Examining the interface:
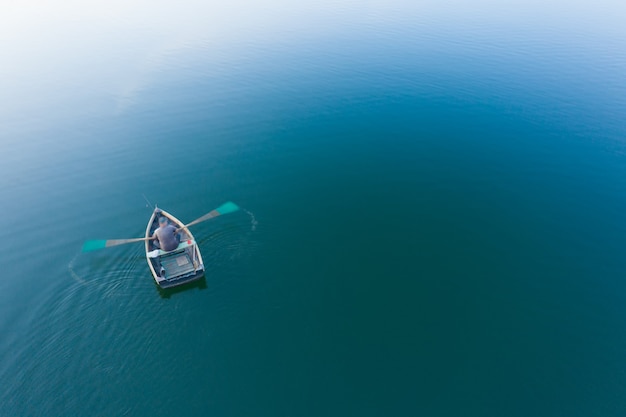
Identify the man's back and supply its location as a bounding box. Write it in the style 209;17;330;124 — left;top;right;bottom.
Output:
155;224;179;251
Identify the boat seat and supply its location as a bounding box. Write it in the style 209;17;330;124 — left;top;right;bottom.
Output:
147;240;195;258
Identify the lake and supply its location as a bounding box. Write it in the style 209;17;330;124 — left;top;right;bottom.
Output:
2;1;626;415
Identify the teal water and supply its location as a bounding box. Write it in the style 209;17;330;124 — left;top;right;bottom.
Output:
2;1;626;415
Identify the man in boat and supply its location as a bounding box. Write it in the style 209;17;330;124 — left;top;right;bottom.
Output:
151;216;180;251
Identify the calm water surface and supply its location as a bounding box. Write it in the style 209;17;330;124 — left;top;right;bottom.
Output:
2;1;626;415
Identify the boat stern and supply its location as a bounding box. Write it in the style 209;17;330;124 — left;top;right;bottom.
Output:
155;267;205;288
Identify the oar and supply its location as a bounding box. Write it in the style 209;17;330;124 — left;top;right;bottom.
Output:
180;201;240;229
82;202;240;252
82;237;152;252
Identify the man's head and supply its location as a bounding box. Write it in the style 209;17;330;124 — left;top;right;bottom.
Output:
158;217;168;227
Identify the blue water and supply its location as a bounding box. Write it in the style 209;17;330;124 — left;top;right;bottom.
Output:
2;1;626;415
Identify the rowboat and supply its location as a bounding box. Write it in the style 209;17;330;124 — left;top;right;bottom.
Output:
145;207;205;289
82;202;239;287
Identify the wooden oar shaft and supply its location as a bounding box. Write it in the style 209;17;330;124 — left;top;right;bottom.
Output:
105;237;152;247
183;210;220;229
82;236;152;252
182;202;240;229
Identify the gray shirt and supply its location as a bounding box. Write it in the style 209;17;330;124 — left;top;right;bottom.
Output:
154;224;179;251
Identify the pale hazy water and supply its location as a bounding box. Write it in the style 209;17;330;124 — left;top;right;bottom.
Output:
2;1;626;416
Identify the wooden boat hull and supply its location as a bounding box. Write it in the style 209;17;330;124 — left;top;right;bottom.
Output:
145;208;205;289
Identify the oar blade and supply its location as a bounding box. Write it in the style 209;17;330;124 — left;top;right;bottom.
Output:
216;201;239;215
82;237;148;252
82;240;108;252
